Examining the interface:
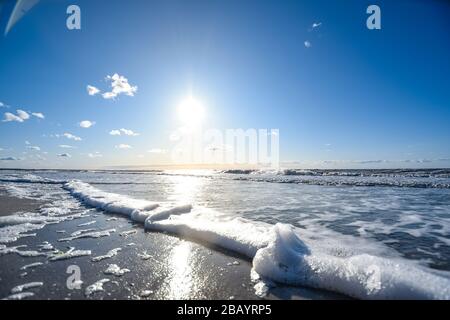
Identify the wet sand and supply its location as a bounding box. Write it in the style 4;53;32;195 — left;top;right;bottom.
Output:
0;190;44;217
0;195;346;300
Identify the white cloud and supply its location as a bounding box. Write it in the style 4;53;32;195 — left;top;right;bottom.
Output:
0;102;5;108
3;112;24;122
87;85;100;96
115;144;132;149
26;146;41;151
79;120;95;128
2;109;42;123
59;145;75;149
312;22;322;29
63;133;82;141
109;130;121;136
16;109;30;120
304;41;312;48
148;148;166;154
32;112;45;119
25;141;30;145
109;128;139;136
0;147;3;151
88;152;103;158
102;73;138;100
102;92;117;100
0;156;22;161
57;153;71;158
120;128;139;136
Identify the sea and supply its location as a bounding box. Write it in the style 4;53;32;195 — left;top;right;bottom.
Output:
1;168;449;299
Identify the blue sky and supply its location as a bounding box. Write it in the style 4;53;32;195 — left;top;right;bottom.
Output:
0;0;449;169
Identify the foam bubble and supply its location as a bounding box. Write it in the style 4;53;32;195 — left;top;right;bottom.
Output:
2;292;35;300
11;282;43;294
85;279;110;297
104;264;130;277
58;228;116;242
20;262;44;270
49;247;91;261
91;248;122;262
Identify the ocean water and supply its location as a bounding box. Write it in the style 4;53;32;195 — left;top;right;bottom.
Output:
1;168;450;299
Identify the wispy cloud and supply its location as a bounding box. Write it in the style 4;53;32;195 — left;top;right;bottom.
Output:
59;145;75;149
312;22;322;29
304;40;312;48
109;128;139;136
0;102;8;108
109;129;121;136
57;153;72;158
63;133;82;141
79;120;95;128
26;146;41;151
88;152;103;158
86;85;100;96
115;144;132;149
32;112;45;119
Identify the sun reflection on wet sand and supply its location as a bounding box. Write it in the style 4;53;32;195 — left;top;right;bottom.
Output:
166;241;194;299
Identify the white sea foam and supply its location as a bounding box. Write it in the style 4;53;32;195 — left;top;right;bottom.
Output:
78;220;96;227
2;292;35;300
139;290;154;297
20;262;44;270
85;279;110;297
49;247;91;261
252;224;450;299
0;215;59;226
0;221;46;244
0;174;64;184
146;209;450;299
64;180;158;216
38;241;54;251
0;245;47;258
119;229;137;237
58;228;116;242
145;209;271;258
104;264;130;276
137;251;152;260
92;248;122;262
11;281;43;294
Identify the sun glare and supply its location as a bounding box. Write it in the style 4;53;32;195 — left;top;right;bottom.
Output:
177;96;205;127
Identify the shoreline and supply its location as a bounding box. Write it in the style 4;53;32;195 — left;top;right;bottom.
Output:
0;194;345;300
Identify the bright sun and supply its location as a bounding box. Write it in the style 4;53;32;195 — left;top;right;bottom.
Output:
177;96;205;127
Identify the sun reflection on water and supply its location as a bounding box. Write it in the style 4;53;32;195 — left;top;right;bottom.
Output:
167;174;205;205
